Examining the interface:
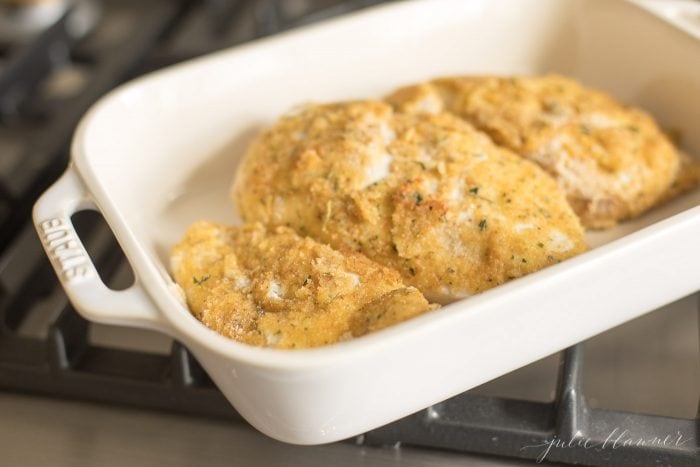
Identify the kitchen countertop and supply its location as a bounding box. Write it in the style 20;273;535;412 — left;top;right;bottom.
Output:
0;392;528;467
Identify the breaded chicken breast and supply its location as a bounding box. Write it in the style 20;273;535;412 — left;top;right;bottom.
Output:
232;101;587;303
171;221;435;349
386;75;687;229
660;151;700;203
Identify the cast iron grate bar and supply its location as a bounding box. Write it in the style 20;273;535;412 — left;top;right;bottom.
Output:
0;9;72;118
363;344;699;466
0;2;698;466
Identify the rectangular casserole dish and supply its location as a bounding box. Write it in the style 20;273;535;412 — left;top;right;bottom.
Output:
33;0;700;444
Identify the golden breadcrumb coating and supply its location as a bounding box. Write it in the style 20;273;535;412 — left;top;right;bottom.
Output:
659;151;700;203
232;101;587;303
171;221;435;349
386;75;690;229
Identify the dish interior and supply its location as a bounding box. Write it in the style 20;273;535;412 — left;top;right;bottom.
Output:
77;0;700;310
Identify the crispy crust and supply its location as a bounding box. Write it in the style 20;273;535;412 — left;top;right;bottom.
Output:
386;75;686;229
171;221;434;349
658;150;700;203
232;101;587;302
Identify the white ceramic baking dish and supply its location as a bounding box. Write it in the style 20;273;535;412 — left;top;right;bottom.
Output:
33;0;700;445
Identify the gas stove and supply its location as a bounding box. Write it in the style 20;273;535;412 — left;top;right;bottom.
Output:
0;1;698;466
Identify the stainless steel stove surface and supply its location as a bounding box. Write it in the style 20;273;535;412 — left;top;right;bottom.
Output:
0;1;698;466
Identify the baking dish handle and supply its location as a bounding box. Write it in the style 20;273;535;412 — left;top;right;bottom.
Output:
634;0;700;39
33;167;165;331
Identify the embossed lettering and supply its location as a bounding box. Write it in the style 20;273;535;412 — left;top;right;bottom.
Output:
41;218;64;232
38;217;92;282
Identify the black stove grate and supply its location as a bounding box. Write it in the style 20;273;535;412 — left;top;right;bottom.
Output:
0;2;698;466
